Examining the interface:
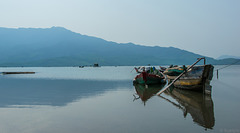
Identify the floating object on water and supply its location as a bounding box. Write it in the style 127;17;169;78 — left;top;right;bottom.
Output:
2;72;35;74
93;63;99;67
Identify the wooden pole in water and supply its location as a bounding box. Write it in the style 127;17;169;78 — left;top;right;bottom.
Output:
217;69;219;79
156;57;205;96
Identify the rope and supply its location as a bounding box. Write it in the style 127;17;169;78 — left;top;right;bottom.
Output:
216;59;240;71
215;59;240;79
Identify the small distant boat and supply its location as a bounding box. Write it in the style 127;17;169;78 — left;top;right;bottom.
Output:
163;64;214;93
2;72;35;74
133;68;166;85
93;63;99;67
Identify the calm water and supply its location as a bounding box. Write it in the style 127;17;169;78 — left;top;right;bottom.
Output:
0;66;239;133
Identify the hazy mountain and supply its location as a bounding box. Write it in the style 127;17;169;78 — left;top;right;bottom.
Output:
0;27;239;66
217;55;240;60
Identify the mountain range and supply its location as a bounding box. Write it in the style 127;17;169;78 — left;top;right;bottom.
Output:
0;27;239;66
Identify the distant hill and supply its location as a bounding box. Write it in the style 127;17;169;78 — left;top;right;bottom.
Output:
0;27;239;66
217;55;240;60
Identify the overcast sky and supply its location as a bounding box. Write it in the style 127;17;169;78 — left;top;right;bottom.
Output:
0;0;239;58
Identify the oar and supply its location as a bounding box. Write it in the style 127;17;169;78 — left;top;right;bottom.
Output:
156;57;205;95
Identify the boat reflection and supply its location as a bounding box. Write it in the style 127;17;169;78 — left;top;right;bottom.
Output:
133;84;165;106
160;88;215;129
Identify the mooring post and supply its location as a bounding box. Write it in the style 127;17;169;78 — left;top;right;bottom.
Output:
217;69;219;79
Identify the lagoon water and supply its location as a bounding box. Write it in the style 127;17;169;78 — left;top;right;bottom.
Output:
0;66;239;133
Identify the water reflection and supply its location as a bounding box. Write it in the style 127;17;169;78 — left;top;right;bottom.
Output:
133;84;165;105
0;78;131;108
133;83;215;129
161;88;215;129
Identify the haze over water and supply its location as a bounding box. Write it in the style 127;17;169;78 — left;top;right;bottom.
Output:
0;66;239;133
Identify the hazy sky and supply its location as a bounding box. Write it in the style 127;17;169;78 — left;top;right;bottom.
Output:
0;0;239;58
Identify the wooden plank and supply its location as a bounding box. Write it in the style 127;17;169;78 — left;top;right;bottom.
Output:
2;72;35;74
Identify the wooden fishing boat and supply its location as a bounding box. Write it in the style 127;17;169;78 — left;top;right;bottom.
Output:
133;70;166;85
163;64;214;93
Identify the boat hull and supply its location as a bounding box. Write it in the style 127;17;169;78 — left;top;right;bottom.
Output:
133;73;165;85
165;64;214;93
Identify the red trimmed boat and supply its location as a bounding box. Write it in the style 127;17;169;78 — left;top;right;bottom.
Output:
133;70;166;85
